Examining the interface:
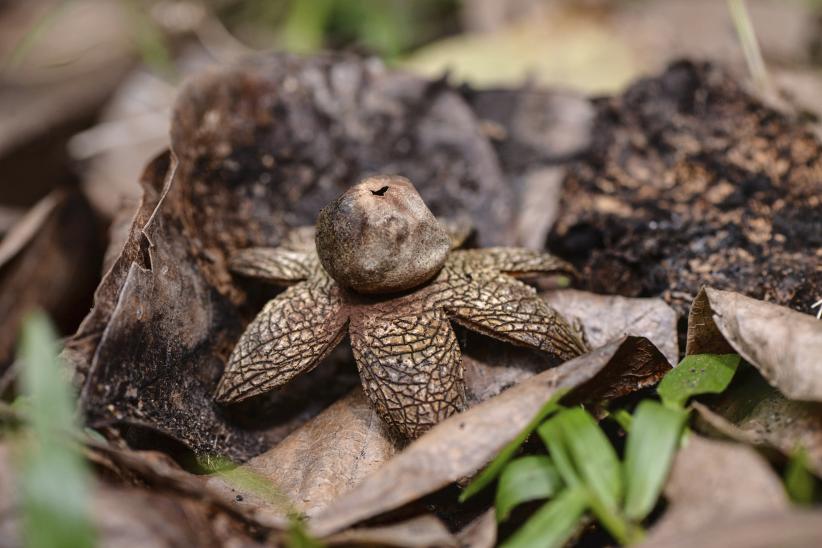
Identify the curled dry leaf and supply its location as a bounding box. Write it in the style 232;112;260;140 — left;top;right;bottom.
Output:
0;188;103;371
206;389;396;520
309;336;670;537
641;509;822;548
641;435;789;547
64;52;519;460
687;286;822;401
206;292;675;522
543;289;679;366
685;287;822;474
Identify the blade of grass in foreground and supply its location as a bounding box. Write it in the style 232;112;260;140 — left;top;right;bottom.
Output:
501;486;588;548
496;455;563;522
17;312;95;548
555;408;622;512
623;400;689;521
460;388;568;501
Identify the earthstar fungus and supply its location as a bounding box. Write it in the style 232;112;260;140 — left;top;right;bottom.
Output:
216;176;588;438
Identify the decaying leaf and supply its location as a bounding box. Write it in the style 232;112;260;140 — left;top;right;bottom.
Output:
309;336;669;537
543;289;679;366
206;389;396;519
463;290;677;403
683;286;822;475
686;286;822;401
65;52;521;460
548;61;822;318
641;509;822;548
642;435;789;546
692;372;822;478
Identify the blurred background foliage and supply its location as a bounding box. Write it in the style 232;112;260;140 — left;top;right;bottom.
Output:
4;0;822;101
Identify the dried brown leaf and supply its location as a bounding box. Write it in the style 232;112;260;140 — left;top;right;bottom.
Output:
544;289;679;366
324;514;456;547
692;372;822;477
463;88;594;249
642;435;789;546
641;510;822;548
463;291;676;403
687;286;822;401
206;389;396;519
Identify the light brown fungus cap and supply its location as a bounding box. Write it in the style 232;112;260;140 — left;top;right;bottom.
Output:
315;175;451;294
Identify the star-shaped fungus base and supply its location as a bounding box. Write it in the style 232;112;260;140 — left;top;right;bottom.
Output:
216;242;587;438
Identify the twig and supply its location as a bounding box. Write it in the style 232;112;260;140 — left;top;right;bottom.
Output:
727;0;769;93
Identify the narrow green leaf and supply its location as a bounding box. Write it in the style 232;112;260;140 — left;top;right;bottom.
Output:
623;401;689;521
537;414;579;489
658;354;740;408
495;456;563;522
785;447;816;505
460;388;568;502
501;486;589;548
557;408;623;512
17;312;95;548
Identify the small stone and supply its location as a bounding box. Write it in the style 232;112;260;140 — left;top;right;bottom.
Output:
315;175;451;294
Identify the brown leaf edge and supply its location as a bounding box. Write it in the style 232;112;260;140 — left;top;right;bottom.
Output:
686;286;822;401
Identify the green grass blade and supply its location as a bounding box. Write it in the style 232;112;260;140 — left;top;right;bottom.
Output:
657;354;740;408
537;414;579;489
556;408;623;512
623;401;689;521
17;312;95;548
460;388;568;502
495;456;563;522
500;486;589;548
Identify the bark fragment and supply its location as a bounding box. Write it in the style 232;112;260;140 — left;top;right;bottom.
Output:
548;61;822;317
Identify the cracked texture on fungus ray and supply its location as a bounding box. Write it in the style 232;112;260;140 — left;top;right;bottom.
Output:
217;245;588;439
